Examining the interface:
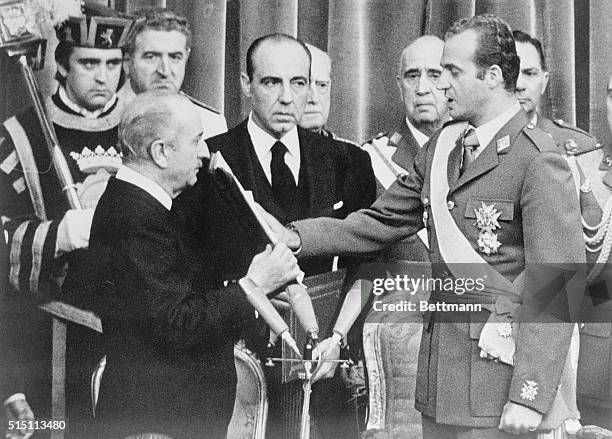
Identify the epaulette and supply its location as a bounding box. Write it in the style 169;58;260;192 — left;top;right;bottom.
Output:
363;131;388;146
543;118;601;156
522;123;558;153
178;91;221;114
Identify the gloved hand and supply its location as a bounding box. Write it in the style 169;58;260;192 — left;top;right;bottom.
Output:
4;394;34;439
55;208;95;255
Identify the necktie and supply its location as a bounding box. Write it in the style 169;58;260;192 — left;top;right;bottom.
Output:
270;141;296;210
461;128;480;175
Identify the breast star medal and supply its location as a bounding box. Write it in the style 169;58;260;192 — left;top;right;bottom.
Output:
474;202;502;255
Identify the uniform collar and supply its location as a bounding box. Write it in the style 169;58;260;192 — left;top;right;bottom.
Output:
405;117;429;147
471;101;522;155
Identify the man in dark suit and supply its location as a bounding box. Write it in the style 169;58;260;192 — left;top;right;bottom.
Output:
185;33;375;439
84;91;300;439
201;34;375;277
266;15;586;438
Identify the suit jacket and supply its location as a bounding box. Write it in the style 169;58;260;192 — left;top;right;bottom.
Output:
84;177;255;439
293;110;586;427
203;119;376;277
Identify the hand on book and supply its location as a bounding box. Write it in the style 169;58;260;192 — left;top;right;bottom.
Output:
247;244;302;295
253;203;301;250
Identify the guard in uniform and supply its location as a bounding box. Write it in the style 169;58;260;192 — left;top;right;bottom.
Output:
362;35;449;263
0;5;132;438
118;7;227;140
514;30;612;435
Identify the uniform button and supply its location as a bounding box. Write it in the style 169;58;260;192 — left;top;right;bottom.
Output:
447;200;455;210
580;323;586;329
423;197;429;205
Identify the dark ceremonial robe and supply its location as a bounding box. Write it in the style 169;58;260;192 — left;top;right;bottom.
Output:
84;176;255;439
0;91;123;435
538;116;612;429
293;110;586;432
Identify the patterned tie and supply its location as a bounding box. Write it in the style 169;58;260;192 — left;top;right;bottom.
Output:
461;127;480;175
270;141;296;210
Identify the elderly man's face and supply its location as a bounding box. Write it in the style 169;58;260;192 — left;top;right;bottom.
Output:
397;39;447;128
515;41;549;119
126;29;189;94
300;49;331;131
59;47;123;111
438;30;488;126
241;40;310;138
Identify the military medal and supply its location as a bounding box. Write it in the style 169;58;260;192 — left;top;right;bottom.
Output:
474;202;502;255
520;380;538;402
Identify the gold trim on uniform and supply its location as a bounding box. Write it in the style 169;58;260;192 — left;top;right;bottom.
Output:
0;149;18;174
9;221;30;290
30;220;52;294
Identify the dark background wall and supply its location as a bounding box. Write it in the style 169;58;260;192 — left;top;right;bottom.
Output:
1;0;610;145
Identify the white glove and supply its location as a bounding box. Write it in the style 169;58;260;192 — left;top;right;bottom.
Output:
55;208;95;255
4;394;34;439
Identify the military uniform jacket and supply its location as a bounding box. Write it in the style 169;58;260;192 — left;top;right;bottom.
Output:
363;119;430;263
293;110;586;426
538;116;612;410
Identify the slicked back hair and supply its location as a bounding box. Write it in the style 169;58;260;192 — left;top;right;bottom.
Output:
119;91;187;163
124;8;192;56
246;33;312;80
512;30;547;71
445;14;520;92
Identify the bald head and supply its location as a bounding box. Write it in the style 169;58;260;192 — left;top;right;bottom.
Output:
301;43;332;131
120;91;205;197
396;35;448;136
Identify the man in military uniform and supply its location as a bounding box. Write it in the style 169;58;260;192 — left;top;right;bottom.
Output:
0;6;132;438
119;7;227;140
514;30;612;435
363;35;449;263
264;15;585;438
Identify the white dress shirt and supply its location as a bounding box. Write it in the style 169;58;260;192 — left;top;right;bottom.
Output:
247;114;300;185
115;165;172;211
470;101;522;159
